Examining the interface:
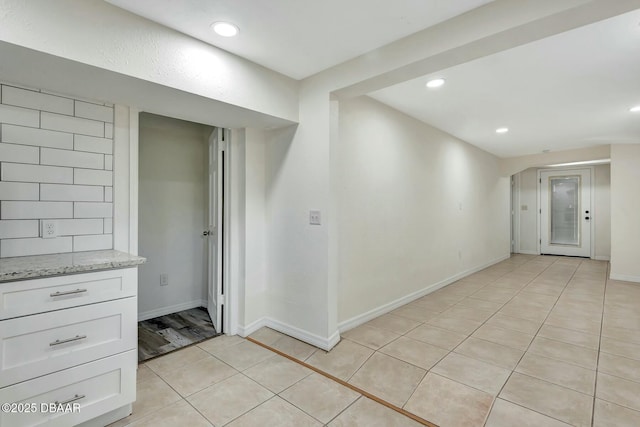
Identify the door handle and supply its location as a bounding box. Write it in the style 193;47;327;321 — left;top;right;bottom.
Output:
585;217;590;221
203;231;210;236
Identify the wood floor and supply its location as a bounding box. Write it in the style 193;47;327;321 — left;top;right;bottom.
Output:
138;307;221;362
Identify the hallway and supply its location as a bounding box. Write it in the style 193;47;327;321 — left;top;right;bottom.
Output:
116;255;639;426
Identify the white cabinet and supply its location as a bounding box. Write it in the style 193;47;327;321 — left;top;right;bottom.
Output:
0;267;138;427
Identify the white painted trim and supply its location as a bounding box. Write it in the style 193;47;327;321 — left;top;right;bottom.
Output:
128;109;139;256
595;256;610;261
237;317;266;337
138;300;206;321
518;250;540;255
225;129;239;336
609;273;640;283
337;253;511;334
238;316;342;351
113;105;130;254
512;173;521;253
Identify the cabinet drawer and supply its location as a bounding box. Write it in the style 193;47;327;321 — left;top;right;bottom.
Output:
0;350;136;427
0;298;136;387
0;268;137;320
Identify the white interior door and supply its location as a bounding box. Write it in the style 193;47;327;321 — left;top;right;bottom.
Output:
540;168;592;257
207;128;224;332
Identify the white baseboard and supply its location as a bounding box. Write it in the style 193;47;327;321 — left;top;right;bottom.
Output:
609;273;640;283
594;256;610;261
337;253;511;334
516;250;539;255
237;317;267;337
238;316;341;351
138;299;207;321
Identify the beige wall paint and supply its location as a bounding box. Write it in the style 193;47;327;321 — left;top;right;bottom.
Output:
515;164;610;260
336;96;510;325
610;144;640;282
138;113;212;318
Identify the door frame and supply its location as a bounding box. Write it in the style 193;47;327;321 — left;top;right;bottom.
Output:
511;173;521;254
123;109;235;334
536;166;595;258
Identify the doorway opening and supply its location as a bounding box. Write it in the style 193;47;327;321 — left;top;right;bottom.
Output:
136;113;228;362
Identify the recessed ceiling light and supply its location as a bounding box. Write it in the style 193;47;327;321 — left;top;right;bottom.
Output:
495;127;509;134
211;21;239;37
630;105;640;113
426;78;445;89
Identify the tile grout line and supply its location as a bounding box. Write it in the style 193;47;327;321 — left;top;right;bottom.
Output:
480;256;580;426
246;336;437;427
591;262;610;426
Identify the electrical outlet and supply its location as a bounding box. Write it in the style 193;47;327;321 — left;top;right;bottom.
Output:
160;273;169;286
41;220;57;239
309;210;321;225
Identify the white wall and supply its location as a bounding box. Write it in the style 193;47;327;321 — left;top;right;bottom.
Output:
610;144;640;282
0;82;114;257
594;164;611;260
242;129;268;327
0;0;298;123
515;164;611;259
337;96;510;325
137;113;212;319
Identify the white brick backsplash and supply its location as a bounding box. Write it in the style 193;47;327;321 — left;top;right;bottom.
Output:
1;237;72;257
40;184;104;202
1;124;74;149
41;148;104;169
1;83;114;258
41;112;104;137
105;123;113;139
74;134;113;154
104;218;113;234
73;234;112;252
104;187;113;202
75;101;113;123
1;163;73;184
74;169;112;186
0;104;39;127
1;201;72;219
74;202;112;218
0;182;39;200
0;143;39;164
0;220;39;239
2;86;73;115
56;219;104;236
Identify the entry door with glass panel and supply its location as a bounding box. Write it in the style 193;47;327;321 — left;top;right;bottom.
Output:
540;169;591;257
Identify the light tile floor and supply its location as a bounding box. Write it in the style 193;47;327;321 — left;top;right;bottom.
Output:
112;255;640;426
250;255;640;427
109;333;422;426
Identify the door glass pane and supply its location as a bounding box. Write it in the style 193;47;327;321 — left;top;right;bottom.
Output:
550;176;580;246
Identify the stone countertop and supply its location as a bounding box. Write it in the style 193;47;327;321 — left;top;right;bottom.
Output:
0;250;146;282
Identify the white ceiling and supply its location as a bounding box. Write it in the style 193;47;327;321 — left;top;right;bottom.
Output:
104;0;492;80
105;1;640;158
370;9;640;157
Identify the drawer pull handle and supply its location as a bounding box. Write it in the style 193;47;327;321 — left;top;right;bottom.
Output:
50;335;87;346
50;288;87;297
54;394;85;406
